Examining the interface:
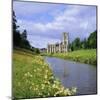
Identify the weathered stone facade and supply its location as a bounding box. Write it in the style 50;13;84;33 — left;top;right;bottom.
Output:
47;32;69;53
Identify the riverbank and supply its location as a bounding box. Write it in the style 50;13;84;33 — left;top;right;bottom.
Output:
13;50;76;99
43;49;96;65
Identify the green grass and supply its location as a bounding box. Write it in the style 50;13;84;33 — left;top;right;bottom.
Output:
43;49;97;65
13;50;76;99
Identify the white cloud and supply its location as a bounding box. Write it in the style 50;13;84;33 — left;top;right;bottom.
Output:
13;1;61;18
31;5;95;35
28;35;60;48
14;1;96;47
80;21;89;30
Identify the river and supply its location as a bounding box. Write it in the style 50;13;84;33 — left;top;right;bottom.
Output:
45;57;97;95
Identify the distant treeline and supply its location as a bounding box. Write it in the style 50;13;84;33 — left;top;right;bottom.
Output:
13;11;40;54
69;30;97;51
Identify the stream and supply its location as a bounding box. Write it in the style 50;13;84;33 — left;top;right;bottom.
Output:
45;56;97;95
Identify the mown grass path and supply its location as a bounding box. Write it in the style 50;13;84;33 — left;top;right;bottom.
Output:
13;50;76;99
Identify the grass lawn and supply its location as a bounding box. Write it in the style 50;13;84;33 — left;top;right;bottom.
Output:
13;50;76;99
44;49;97;65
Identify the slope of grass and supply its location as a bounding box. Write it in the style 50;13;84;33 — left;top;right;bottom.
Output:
13;50;76;99
44;49;97;65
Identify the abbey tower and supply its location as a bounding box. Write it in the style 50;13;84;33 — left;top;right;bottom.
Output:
47;32;69;53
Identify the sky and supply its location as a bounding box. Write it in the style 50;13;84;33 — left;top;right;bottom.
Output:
13;1;97;48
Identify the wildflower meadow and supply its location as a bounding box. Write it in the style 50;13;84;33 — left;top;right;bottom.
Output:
13;50;76;99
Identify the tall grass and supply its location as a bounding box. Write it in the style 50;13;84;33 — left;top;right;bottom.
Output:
13;50;76;99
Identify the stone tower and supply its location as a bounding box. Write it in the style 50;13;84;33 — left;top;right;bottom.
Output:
62;32;68;52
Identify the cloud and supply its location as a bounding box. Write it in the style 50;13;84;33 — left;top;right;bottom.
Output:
13;1;63;22
13;1;96;48
28;35;61;48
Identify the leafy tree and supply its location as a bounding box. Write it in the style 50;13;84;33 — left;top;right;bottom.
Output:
81;38;88;49
87;30;97;49
71;37;81;51
35;48;40;54
74;38;81;49
70;30;97;51
70;44;74;51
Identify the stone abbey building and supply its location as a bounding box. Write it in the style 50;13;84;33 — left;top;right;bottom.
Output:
47;32;69;53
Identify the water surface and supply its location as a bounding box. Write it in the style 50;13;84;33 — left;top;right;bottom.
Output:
45;57;97;95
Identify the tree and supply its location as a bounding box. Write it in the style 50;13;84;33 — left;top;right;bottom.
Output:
71;37;81;51
21;30;27;40
75;38;81;49
13;11;31;49
12;11;44;53
20;30;31;49
13;11;21;47
70;30;97;51
35;48;40;54
13;11;18;32
81;38;88;49
87;30;97;49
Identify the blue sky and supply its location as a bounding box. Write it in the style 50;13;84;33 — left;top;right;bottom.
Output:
13;1;96;48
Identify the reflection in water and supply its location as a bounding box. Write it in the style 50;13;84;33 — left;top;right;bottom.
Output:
63;66;67;77
45;57;97;95
63;64;69;78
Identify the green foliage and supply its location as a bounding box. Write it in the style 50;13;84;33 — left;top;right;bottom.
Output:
71;37;81;51
13;50;76;99
13;11;40;54
13;11;21;47
70;31;97;51
13;11;31;49
13;11;19;32
20;30;31;49
35;48;40;54
81;38;88;49
21;30;27;40
87;30;97;49
13;30;22;47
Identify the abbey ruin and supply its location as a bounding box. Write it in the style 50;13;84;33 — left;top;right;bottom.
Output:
47;32;69;53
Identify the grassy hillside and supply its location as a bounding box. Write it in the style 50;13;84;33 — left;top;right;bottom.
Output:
13;50;76;99
44;49;97;65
